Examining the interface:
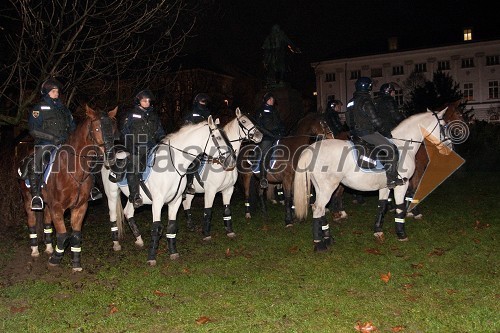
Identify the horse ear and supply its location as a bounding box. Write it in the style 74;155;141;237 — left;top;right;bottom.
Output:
236;107;242;117
215;118;220;125
437;106;448;118
109;106;118;118
207;115;214;126
85;104;96;117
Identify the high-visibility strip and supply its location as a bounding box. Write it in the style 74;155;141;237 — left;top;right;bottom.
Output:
395;218;405;223
44;228;53;234
55;246;64;253
110;226;118;232
71;247;81;252
223;216;231;221
322;225;329;231
29;233;37;239
166;233;176;239
245;203;250;206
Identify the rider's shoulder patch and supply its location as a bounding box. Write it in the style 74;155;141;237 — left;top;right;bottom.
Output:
32;110;40;118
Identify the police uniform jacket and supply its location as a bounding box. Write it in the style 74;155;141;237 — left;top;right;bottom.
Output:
28;96;76;145
121;105;166;154
374;95;405;131
255;103;285;140
346;91;390;137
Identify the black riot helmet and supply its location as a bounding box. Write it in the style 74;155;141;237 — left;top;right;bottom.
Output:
193;93;210;107
262;92;274;104
355;77;373;93
134;89;155;106
380;83;396;95
40;78;62;96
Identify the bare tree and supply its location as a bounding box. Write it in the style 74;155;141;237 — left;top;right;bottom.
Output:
0;0;201;126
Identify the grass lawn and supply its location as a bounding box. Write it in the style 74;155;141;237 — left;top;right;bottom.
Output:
0;171;498;333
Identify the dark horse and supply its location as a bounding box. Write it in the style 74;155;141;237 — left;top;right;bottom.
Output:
18;105;117;271
327;100;464;226
238;112;334;226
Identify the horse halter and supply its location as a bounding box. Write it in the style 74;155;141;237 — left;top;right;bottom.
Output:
430;111;453;149
87;114;116;162
319;119;334;139
209;124;236;170
235;115;258;142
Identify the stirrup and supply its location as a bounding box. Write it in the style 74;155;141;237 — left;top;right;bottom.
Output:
260;178;268;189
185;183;196;195
89;187;103;201
130;194;143;209
387;177;406;189
31;196;44;210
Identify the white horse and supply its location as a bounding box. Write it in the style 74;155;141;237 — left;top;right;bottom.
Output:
181;109;263;240
293;108;452;251
102;114;236;265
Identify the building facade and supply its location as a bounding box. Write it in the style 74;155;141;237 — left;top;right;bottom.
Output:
312;39;500;122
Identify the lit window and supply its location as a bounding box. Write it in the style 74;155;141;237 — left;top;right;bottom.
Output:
463;28;472;41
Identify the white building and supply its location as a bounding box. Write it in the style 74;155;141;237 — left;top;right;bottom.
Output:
312;36;500;122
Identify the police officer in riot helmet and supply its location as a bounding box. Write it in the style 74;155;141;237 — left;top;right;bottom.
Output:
122;89;166;208
183;93;212;195
375;83;405;130
345;77;405;188
324;97;344;137
254;92;285;188
27;78;76;210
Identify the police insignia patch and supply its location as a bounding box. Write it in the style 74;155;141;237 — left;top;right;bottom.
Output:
32;110;40;118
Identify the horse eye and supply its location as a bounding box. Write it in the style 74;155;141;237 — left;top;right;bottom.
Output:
96;128;100;132
242;120;246;124
217;136;222;140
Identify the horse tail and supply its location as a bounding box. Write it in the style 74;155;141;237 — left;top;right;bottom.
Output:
116;195;125;239
293;148;312;220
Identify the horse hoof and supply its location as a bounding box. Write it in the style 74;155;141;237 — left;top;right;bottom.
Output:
45;244;54;255
285;223;294;228
323;237;334;246
112;241;122;251
147;260;157;266
406;212;414;218
374;232;385;243
414;214;423;220
203;236;212;241
245;213;251;219
31;252;40;258
271;200;278;204
72;267;83;272
313;241;328;252
135;236;144;248
227;232;236;238
170;253;180;260
398;237;409;242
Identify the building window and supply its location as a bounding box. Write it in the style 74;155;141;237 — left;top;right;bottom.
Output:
392;65;404;76
461;58;474;68
350;70;361;80
486;55;500;66
371;68;383;77
414;63;427;73
463;83;474;101
489;81;499;99
463;28;472;41
325;72;336;82
394;89;404;106
438;60;450;71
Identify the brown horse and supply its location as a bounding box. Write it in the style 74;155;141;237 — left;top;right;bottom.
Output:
238;112;333;226
19;105;118;271
328;100;464;223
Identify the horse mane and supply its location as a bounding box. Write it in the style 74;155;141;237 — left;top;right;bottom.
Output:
163;121;207;142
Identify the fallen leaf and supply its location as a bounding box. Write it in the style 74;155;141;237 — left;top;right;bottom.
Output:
182;267;190;274
365;248;383;255
428;248;445;256
109;305;118;314
472;238;481;244
261;224;269;231
153;290;166;297
402;283;413;290
380;272;391;283
411;263;423;269
352;230;364;235
288;245;299;253
225;248;231;257
195;316;212;325
354;321;377;332
391;325;405;332
10;306;29;314
446;289;458;295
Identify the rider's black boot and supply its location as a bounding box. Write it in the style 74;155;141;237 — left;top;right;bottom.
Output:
127;172;143;208
29;173;43;210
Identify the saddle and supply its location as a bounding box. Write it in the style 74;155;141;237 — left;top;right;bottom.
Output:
19;147;58;187
348;137;385;171
246;140;279;174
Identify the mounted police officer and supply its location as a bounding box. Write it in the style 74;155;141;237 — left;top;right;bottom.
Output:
27;78;76;210
182;93;211;195
374;83;405;130
345;77;405;188
255;92;285;188
324;97;344;137
122;89;166;208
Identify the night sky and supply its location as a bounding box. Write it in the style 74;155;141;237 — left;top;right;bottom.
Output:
183;0;499;93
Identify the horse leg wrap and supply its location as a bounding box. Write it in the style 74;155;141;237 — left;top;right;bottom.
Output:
184;209;195;232
244;200;251;215
43;224;53;245
165;220;178;255
223;205;233;234
202;208;212;237
284;196;293;226
70;232;82;269
259;192;267;215
110;221;119;242
148;221;163;261
28;226;38;247
321;215;333;245
312;217;323;242
49;232;69;265
127;217;141;238
394;203;407;239
374;200;388;233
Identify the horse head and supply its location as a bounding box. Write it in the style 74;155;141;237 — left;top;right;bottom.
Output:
208;115;237;171
84;104;118;167
235;107;263;143
426;106;454;155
